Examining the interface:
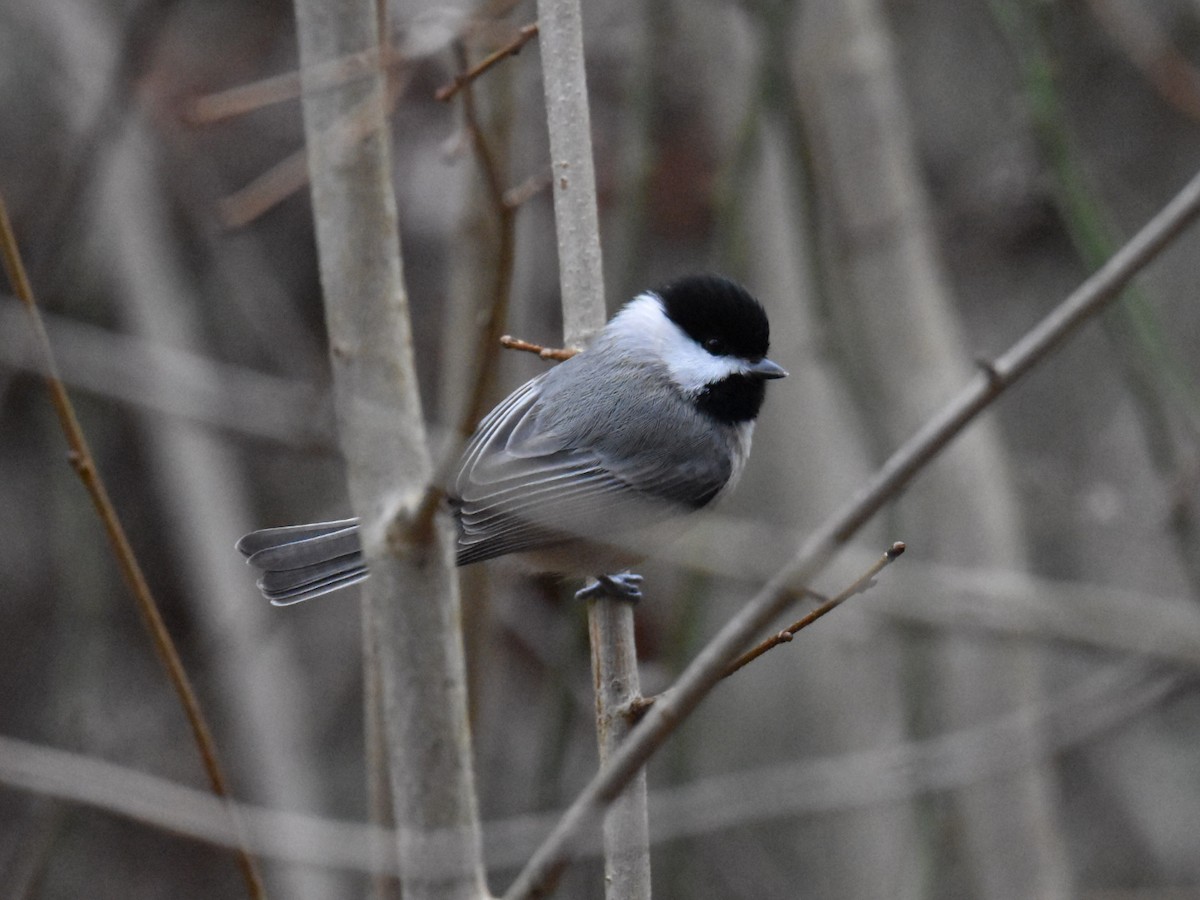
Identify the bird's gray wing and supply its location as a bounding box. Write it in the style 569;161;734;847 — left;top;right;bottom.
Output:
452;372;730;565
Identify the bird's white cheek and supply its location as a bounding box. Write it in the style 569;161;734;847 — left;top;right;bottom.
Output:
665;342;748;396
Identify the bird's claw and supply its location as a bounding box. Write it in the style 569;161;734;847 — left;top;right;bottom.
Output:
576;572;644;604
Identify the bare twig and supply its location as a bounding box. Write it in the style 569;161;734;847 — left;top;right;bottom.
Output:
502;173;553;209
189;45;391;124
536;0;606;351
533;0;650;896
403;35;526;548
0;199;266;899
455;40;521;434
499;334;577;360
218;67;410;228
218;151;310;229
190;11;473;126
0;660;1177;874
723;542;906;678
628;541;906;721
435;23;539;102
0;294;335;447
503;169;1200;899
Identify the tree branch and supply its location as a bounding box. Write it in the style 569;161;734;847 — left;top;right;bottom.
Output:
0;196;266;899
498;334;577;360
435;24;539;103
503;167;1200;898
291;0;488;896
533;0;651;896
722;542;905;678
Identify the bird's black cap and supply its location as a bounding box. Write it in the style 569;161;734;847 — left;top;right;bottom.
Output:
655;274;771;362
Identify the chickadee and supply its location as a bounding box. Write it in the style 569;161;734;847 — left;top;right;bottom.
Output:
237;274;786;605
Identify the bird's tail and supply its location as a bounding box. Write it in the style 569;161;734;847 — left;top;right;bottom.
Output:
236;518;365;605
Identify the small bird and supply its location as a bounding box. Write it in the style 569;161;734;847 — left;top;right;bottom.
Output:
237;274;786;605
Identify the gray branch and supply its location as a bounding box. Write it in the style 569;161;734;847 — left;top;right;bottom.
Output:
535;0;652;896
292;0;488;897
503;167;1200;898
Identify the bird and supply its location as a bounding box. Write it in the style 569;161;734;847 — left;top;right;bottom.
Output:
237;274;786;605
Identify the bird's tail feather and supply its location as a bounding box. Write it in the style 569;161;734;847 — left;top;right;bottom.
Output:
236;518;365;605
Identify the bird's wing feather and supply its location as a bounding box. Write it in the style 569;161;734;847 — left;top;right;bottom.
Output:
452;370;731;564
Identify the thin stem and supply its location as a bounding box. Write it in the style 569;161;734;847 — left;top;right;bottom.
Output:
189;36;414;124
405;33;524;548
533;0;651;895
435;24;539;102
455;39;521;435
0;196;266;899
498;335;577;361
503;169;1200;899
723;542;906;678
218;68;410;228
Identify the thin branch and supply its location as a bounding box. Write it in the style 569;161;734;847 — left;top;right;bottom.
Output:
499;334;577;360
533;0;650;896
628;541;906;721
536;0;606;351
435;23;539;102
723;542;905;678
403;34;525;547
0;198;266;899
502;173;553;210
455;39;521;434
218;68;410;228
188;27;436;125
502;168;1200;899
217;150;310;229
0;294;336;448
0;661;1176;874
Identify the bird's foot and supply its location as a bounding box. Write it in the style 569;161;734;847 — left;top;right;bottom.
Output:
576;572;644;604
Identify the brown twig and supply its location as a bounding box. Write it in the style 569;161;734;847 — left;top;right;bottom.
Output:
435;23;539;102
218;150;310;229
217;65;411;228
503;172;553;209
723;541;906;678
187;41;409;125
499;334;577;360
627;542;906;721
405;37;527;544
456;39;522;433
0;199;266;898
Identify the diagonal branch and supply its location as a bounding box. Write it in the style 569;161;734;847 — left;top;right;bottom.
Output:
435;23;539;102
0;198;266;899
722;542;906;679
502;168;1200;898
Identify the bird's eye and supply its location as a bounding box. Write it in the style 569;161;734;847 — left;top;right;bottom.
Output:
704;337;725;355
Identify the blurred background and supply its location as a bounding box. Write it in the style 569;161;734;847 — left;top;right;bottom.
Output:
3;0;1200;897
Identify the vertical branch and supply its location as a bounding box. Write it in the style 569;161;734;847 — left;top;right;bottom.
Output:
536;0;607;351
290;2;488;898
587;597;652;896
535;0;652;896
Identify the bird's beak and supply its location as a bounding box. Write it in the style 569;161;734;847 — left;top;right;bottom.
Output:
747;357;788;379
